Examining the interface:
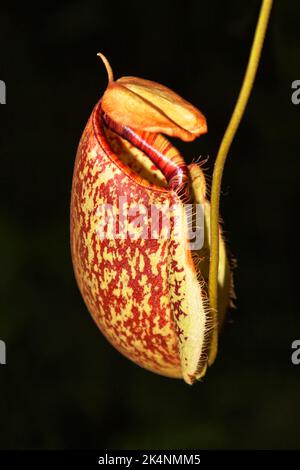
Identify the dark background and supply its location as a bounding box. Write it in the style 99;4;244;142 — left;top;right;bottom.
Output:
0;0;299;450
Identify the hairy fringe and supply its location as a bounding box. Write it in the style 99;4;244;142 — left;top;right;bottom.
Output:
192;280;217;383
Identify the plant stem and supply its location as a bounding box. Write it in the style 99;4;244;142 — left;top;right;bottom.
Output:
208;0;273;363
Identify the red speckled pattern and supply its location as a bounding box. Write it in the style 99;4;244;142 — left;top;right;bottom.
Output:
70;101;186;378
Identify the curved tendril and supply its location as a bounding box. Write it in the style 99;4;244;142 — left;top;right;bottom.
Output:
208;0;273;364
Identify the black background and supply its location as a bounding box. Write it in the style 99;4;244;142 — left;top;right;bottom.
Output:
0;0;299;449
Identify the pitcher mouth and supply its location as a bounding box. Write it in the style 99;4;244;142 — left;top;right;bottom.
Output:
92;99;186;195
